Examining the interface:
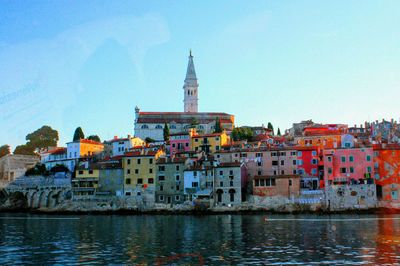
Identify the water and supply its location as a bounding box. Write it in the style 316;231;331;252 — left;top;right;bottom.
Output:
1;213;400;265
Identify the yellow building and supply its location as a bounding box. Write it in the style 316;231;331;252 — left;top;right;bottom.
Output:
190;130;230;154
72;166;99;198
122;149;165;195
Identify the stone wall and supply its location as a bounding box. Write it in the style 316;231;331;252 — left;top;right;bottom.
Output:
325;184;377;211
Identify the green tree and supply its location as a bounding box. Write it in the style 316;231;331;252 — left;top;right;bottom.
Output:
13;125;59;155
73;127;85;141
145;137;155;143
0;145;10;158
277;128;281;136
231;127;253;142
87;135;101;142
26;125;59;149
267;122;274;135
163;122;170;141
190;117;199;128
14;145;35;155
214;117;222;133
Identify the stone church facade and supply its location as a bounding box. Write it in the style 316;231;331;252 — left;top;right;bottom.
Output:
134;51;235;141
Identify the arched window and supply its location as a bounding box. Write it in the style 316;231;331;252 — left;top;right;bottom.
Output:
141;125;149;129
188;90;190;95
170;124;176;129
216;189;223;203
198;125;204;130
155;125;163;129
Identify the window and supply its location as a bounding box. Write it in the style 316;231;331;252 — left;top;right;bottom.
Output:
273;170;277;175
148;178;154;184
366;155;371;162
175;175;180;181
291;151;296;156
78;170;83;175
192;182;198;187
311;151;317;156
155;125;163;129
280;160;285;166
281;170;285;175
137;158;141;164
311;159;318;165
271;152;277;156
137;178;143;184
149;168;153;174
135;169;139;174
219;170;223;176
126;178;131;185
257;161;262;166
176;185;180;191
297;151;302;157
194;171;197;177
311;169;317;175
367;166;372;173
349;156;354;162
293;170;297;174
176;165;180;171
289;180;292;186
258;171;262;176
272;161;278;166
159;195;164;201
88;170;93;174
340;167;347;173
229;170;233;175
327;156;332;162
158;175;165;181
350;167;354;173
220;181;223;187
328;168;332;174
255;179;260;186
297;160;303;166
341;156;346;163
160;185;163;191
293;160;297;165
175;195;180;201
260;179;265;186
256;153;263;158
158;166;165;171
230;181;233;186
185;143;189;147
149;158;153;164
216;146;220;151
195;139;199;142
127;159;131;165
392;191;398;200
141;125;149;129
127;169;131;174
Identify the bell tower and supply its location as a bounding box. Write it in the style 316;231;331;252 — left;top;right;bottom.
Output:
183;50;198;112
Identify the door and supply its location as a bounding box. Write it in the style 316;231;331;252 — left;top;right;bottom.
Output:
167;196;172;204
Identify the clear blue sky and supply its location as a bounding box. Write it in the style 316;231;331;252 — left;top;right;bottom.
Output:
1;1;399;149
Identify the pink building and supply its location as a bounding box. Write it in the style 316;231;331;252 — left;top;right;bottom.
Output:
323;147;374;185
169;132;190;156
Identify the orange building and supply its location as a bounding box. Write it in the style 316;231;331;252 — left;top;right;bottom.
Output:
373;143;400;208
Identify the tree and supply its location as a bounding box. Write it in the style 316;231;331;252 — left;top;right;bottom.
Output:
267;122;274;135
26;125;59;149
73;127;85;141
13;125;59;155
231;127;253;142
87;135;101;142
277;128;281;136
0;145;10;158
145;137;155;143
190;117;199;128
214;117;222;133
14;145;35;155
163;122;170;141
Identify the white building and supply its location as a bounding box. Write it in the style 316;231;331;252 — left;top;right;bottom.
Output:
107;135;145;157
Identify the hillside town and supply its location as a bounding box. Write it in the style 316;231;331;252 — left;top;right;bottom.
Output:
1;52;400;213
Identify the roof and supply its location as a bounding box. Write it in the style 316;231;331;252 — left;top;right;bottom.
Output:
192;132;225;138
46;147;67;155
156;157;187;164
217;162;241;168
136;112;234;124
124;149;160;157
67;139;103;145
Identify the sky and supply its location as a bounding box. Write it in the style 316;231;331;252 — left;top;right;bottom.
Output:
1;1;400;150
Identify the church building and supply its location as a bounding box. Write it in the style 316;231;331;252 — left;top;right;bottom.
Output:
134;51;235;141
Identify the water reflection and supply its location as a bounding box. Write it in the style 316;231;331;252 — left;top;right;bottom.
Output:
0;213;399;265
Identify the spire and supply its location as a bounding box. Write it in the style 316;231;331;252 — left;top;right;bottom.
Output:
185;50;197;81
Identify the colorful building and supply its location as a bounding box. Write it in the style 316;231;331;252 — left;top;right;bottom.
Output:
155;157;187;204
169;132;191;156
107;135;145;157
213;162;242;206
253;175;300;198
66;139;104;171
122;148;165;196
72;164;100;198
373;143;400;207
323;147;374;185
190;131;230;154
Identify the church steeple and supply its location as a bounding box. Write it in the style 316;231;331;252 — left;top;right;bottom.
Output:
183;50;199;112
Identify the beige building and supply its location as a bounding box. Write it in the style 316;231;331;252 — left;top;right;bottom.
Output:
0;154;39;186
